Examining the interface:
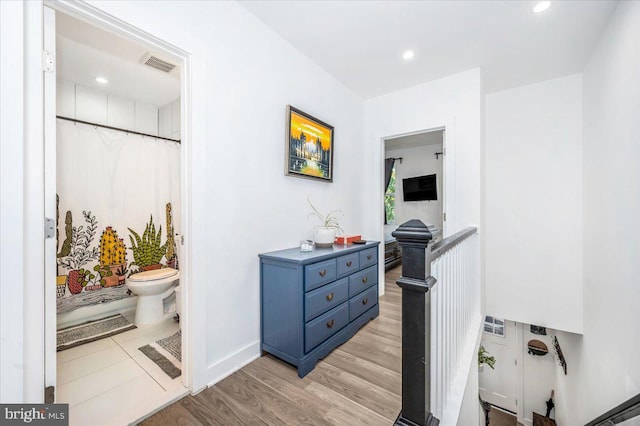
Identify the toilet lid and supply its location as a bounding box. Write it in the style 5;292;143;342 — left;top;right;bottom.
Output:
128;268;178;282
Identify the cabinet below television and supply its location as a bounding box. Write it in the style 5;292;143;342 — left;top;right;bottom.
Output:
259;241;380;377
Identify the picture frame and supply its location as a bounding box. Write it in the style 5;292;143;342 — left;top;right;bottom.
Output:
285;105;334;182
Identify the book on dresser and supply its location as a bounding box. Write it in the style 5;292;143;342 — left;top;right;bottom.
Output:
259;241;380;377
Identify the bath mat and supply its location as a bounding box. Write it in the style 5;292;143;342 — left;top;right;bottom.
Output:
157;330;181;361
138;331;182;379
57;314;136;351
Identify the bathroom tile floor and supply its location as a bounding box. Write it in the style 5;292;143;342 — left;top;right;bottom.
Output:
57;315;188;426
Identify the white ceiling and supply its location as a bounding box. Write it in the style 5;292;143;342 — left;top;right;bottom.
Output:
386;130;443;151
56;12;181;107
240;0;618;98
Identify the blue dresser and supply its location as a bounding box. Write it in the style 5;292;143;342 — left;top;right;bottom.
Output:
259;241;380;377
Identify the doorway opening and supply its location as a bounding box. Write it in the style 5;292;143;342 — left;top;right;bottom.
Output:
46;7;189;423
382;129;445;272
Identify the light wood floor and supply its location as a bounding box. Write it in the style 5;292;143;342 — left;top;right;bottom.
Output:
486;407;523;426
140;266;403;425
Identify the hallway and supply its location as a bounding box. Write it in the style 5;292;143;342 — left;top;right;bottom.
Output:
141;267;403;425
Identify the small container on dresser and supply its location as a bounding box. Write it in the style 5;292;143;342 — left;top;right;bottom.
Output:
259;241;380;377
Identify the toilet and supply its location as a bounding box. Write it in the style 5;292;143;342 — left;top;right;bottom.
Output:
126;268;179;325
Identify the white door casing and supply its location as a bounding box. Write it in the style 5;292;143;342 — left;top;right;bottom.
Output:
441;129;448;237
44;5;57;398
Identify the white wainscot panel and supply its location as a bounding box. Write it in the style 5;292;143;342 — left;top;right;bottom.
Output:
108;95;135;130
76;85;107;125
135;102;158;136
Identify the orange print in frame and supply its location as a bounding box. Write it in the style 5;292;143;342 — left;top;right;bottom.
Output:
285;105;334;182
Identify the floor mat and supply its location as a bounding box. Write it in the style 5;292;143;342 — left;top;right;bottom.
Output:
138;330;181;379
157;330;181;361
57;314;136;351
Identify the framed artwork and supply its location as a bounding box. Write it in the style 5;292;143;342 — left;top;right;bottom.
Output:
285;105;334;182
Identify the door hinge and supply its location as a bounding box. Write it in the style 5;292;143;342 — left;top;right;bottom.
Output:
443;212;447;222
515;359;518;366
179;234;184;245
44;217;55;239
42;50;55;73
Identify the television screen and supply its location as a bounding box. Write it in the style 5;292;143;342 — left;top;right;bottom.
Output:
402;174;437;201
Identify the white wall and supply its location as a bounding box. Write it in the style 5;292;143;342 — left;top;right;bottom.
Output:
60;0;365;391
365;69;482;237
521;326;557;425
485;74;583;334
364;69;482;296
555;2;640;424
385;141;444;231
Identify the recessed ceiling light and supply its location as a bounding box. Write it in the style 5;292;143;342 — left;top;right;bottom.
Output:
402;50;415;60
533;1;551;13
95;76;108;84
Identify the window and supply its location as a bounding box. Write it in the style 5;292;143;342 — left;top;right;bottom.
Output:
483;316;505;337
385;166;396;223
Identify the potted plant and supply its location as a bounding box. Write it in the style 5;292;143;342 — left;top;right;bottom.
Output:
114;264;129;284
57;211;100;294
99;226;127;287
81;268;101;291
128;215;167;271
478;345;496;372
308;197;344;248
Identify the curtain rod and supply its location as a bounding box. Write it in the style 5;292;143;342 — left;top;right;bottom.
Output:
56;115;181;144
386;157;403;164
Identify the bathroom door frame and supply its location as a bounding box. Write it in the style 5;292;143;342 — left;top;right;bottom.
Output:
39;0;209;399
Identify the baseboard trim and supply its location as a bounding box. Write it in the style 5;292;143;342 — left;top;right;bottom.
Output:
200;340;261;393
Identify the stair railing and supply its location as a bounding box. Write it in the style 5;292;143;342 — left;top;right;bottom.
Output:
585;393;640;426
392;220;479;426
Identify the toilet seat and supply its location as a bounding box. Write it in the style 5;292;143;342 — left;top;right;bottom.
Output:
128;268;177;282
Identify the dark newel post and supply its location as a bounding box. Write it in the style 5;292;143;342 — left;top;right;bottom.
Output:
392;219;439;426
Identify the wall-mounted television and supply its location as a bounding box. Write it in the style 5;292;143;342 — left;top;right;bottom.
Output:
402;174;437;201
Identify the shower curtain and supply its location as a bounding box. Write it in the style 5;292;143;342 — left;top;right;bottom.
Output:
56;118;181;313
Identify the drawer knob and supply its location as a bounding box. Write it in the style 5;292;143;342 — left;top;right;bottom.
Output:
346;261;352;267
326;292;334;301
367;255;372;260
362;276;368;284
319;270;327;277
326;319;335;329
362;298;369;305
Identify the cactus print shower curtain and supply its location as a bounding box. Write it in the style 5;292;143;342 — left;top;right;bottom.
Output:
56;118;181;313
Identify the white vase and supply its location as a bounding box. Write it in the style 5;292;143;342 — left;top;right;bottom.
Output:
314;227;335;248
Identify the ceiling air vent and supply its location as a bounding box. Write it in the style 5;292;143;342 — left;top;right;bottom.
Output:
141;53;176;73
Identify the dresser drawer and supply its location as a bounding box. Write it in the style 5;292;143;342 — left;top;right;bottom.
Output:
305;302;348;353
305;259;337;292
305;278;348;322
349;286;378;321
359;247;377;269
348;265;377;297
337;253;360;278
